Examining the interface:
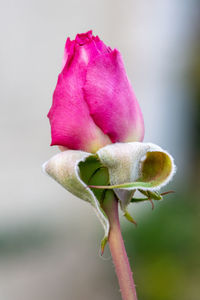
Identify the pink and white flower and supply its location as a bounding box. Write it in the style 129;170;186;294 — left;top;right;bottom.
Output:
48;30;144;153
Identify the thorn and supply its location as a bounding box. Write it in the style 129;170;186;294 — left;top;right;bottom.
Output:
161;190;175;196
149;199;154;210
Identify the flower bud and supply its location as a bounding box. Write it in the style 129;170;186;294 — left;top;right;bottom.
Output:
48;30;144;153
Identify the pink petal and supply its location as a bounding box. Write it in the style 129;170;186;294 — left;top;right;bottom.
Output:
75;30;93;45
48;44;111;152
83;49;144;143
62;38;75;71
92;35;111;53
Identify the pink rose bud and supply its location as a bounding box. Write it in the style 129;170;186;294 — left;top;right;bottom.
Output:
48;30;144;153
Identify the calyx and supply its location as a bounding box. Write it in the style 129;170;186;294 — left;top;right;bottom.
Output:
43;142;176;252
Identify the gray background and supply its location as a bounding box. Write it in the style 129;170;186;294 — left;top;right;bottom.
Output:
0;0;197;299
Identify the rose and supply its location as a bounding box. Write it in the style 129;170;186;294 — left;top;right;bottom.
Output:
48;30;144;153
44;31;176;285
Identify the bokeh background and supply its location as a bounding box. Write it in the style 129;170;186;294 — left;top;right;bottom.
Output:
0;0;200;299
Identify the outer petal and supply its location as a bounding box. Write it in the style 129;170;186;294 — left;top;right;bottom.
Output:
83;49;144;143
48;40;111;153
75;31;110;53
75;30;93;45
96;142;176;209
62;38;75;71
43;150;110;251
62;31;109;70
92;35;111;53
62;30;110;69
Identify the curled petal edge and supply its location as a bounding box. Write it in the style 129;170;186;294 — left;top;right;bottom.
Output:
42;150;109;251
95;142;176;211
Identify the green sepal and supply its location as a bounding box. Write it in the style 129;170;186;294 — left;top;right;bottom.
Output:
100;236;108;255
43;151;110;253
130;190;174;205
43;142;176;254
79;155;111;252
138;189;162;200
123;209;137;225
91;146;175;193
79;156;109;204
131;197;151;203
130;190;162;209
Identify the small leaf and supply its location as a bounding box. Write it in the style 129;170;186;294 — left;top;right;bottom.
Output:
130;190;174;203
100;236;108;256
138;189;162;200
123;209;137;225
130;197;150;203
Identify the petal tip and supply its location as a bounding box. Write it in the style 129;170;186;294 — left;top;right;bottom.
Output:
75;30;93;45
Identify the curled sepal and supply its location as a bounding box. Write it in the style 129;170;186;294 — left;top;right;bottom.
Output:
43;151;109;251
94;142;176;211
131;190;174;210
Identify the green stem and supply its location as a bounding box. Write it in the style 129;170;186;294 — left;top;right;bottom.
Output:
102;192;138;300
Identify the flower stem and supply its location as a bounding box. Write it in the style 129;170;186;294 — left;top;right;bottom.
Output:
102;192;138;300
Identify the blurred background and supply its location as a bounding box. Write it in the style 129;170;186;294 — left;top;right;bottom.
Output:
0;0;200;299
